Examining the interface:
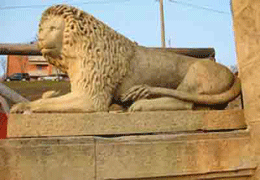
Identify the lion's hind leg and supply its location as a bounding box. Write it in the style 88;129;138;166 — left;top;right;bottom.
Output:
121;85;193;111
128;97;193;112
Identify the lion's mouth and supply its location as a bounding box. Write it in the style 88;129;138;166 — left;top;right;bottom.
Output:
41;48;56;54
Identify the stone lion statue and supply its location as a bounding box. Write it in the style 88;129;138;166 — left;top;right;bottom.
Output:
11;4;241;113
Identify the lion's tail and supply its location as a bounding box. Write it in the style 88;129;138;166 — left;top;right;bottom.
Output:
151;76;241;105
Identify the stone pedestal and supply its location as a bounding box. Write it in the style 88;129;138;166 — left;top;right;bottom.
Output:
7;110;246;137
0;110;255;180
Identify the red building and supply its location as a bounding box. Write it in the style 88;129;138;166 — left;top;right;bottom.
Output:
6;55;62;79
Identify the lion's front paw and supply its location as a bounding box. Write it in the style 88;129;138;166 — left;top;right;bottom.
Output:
10;102;32;114
128;99;150;112
128;102;143;112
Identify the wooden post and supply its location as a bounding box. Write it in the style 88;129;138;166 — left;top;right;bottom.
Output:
160;0;166;48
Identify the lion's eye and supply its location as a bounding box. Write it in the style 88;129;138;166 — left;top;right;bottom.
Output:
50;26;56;31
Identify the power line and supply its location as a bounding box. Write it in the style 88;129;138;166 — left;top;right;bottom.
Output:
0;0;230;15
0;5;47;10
169;0;230;15
0;0;130;10
82;0;130;5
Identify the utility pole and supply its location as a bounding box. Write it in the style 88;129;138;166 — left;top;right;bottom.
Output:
160;0;166;48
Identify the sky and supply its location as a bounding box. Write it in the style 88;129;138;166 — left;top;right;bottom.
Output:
0;0;236;75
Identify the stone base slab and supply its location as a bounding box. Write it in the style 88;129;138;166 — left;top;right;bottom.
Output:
8;110;246;137
0;136;95;180
0;130;255;180
96;130;254;179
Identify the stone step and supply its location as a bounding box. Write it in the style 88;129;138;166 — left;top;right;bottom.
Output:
0;130;255;180
95;130;254;180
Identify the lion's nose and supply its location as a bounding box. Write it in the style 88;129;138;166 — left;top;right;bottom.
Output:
38;37;44;42
37;41;44;49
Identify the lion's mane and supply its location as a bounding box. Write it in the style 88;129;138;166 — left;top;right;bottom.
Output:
39;4;137;110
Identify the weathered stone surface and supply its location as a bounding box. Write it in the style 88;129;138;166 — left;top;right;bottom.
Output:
0;130;255;180
232;0;260;123
96;131;254;180
232;1;260;179
8;110;246;137
0;137;95;180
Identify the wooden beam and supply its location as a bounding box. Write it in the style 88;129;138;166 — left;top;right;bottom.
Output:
0;43;215;59
0;83;29;104
148;47;215;59
0;43;41;55
0;95;10;114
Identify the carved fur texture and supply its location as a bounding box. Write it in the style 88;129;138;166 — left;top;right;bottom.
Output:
38;4;136;111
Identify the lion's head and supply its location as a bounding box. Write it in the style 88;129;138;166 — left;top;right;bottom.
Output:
38;4;137;109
